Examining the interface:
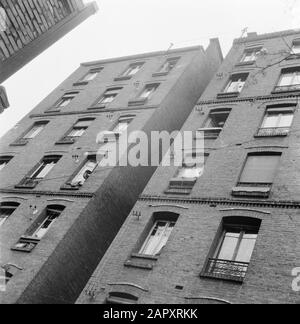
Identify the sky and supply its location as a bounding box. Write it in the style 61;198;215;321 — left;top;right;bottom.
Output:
0;0;300;138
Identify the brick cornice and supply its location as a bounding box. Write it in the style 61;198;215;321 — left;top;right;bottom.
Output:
197;93;300;106
0;189;94;199
138;194;300;209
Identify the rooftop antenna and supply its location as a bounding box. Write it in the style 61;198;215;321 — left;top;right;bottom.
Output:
240;27;248;38
165;43;174;55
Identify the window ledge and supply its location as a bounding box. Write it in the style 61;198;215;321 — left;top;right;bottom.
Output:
114;76;132;82
60;184;80;191
124;260;153;270
11;236;40;253
255;128;289;138
88;104;106;110
131;253;159;261
152;72;169;77
200;271;244;284
45;109;61;114
128;98;148;107
73;81;89;87
235;61;255;67
272;86;300;94
55;138;76;145
10;140;28;147
232;186;270;198
217;92;240;99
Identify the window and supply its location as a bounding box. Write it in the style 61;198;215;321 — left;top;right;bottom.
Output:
97;88;122;106
23;121;48;139
68;155;98;188
139;213;179;256
240;48;261;63
80;68;102;83
0;202;19;228
11;121;49;146
239;153;281;186
176;152;207;179
139;84;159;100
292;39;300;55
156;57;180;74
57;118;94;144
201;217;261;283
112;115;135;134
16;155;61;189
275;68;300;92
200;109;231;139
0;156;13;171
121;62;143;78
257;105;295;137
106;292;138;305
12;205;65;252
55;92;78;108
224;74;248;93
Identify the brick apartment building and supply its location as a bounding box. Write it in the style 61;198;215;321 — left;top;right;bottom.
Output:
0;41;223;303
77;30;300;305
0;0;98;113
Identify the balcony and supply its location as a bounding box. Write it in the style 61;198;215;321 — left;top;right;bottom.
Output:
255;127;290;137
201;258;249;283
272;84;300;94
15;177;39;189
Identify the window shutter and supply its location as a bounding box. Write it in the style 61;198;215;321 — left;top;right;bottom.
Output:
240;154;281;184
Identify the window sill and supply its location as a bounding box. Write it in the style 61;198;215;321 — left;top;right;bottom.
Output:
60;184;80;191
128;98;148;107
197;127;222;139
45;109;61;114
10;140;29;147
235;61;256;67
114;76;132;82
55;138;76;145
217;92;240;99
73;81;89;87
152;71;169;77
255;128;289;138
15;184;37;190
272;86;300;94
11;236;40;253
88;104;106;110
131;253;159;261
124;260;153;270
232;185;271;198
200;271;244;284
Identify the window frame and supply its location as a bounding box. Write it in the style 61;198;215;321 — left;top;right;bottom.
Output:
0;156;13;171
201;216;262;283
56;118;95;145
94;87;123;108
61;154;98;190
223;73;248;94
75;67;103;85
116;62;144;80
10;121;49;146
53;91;79;110
239;47;262;64
12;205;65;252
15;155;62;189
0;202;19;228
154;57;181;76
273;67;300;93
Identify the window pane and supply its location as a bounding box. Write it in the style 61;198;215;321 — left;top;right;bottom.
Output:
236;234;257;263
177;167;203;179
293;72;300;85
71;160;97;185
293;44;300;54
279;73;294;86
0;162;7;171
69;128;86;138
32;162;56;179
226;80;245;93
140;221;175;256
240;155;281;184
83;71;99;82
217;232;240;260
23;125;44;139
262;114;279;128
279;113;294;127
33;210;60;239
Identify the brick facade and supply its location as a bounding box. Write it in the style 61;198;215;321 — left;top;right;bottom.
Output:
77;30;300;305
0;42;222;303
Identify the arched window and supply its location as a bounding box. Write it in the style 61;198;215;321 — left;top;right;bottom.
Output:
0;202;20;227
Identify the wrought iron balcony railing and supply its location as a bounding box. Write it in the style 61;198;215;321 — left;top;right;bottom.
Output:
256;127;290;137
202;258;249;283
